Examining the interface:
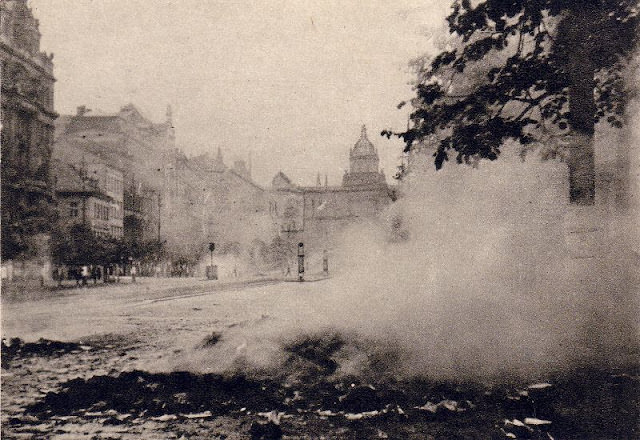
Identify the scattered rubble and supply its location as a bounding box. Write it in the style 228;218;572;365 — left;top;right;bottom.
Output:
1;337;86;366
199;332;223;348
2;335;638;439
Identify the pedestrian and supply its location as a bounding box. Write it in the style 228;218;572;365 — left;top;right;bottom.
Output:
56;266;64;287
91;265;98;284
285;265;291;277
40;264;46;287
81;265;89;286
131;265;137;283
323;250;329;276
73;267;81;286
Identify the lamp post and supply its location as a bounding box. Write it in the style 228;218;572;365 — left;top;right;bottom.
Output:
323;249;329;276
297;242;304;282
207;242;217;280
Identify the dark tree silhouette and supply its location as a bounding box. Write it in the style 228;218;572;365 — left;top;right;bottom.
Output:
51;224;127;266
387;0;638;205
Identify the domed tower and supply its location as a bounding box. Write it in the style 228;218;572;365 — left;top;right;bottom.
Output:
343;125;385;187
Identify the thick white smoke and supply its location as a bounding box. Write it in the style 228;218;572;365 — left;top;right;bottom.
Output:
168;57;639;380
167;144;637;383
325;151;637;380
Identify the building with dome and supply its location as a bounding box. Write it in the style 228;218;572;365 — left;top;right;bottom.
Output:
343;125;386;187
270;125;395;255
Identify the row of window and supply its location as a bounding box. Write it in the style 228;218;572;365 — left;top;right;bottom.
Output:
68;201;122;220
94;202;110;221
104;174;123;195
92;225;123;239
65;201;123;239
69;202;79;217
93;229;110;239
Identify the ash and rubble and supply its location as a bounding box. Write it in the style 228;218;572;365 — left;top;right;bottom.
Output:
2;329;638;440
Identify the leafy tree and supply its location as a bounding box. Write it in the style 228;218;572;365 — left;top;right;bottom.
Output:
1;193;54;260
387;0;638;205
51;224;98;265
51;224;127;266
267;235;293;270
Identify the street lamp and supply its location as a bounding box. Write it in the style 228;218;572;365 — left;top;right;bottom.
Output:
207;242;217;280
323;249;329;276
297;242;304;282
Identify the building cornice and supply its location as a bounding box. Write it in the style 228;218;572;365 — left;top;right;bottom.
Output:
0;41;55;80
1;90;58;120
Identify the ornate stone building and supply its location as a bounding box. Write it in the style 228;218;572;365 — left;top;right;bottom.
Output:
342;125;387;187
54;104;175;245
1;0;57;265
52;159;122;239
271;125;394;255
55;104;276;268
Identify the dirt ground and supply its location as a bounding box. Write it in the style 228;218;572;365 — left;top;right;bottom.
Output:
2;277;638;439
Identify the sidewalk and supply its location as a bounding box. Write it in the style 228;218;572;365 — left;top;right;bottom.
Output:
282;272;331;283
1;274;284;304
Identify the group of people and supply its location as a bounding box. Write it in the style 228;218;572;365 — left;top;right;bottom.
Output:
55;264;135;286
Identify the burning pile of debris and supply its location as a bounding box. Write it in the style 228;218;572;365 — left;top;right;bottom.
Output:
9;331;637;439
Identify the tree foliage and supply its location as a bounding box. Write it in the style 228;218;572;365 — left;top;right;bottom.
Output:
51;224;129;266
387;0;638;203
1;193;55;260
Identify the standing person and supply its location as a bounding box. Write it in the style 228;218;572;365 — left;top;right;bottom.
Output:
91;265;98;285
56;266;64;287
130;264;137;283
81;265;89;286
73;266;81;286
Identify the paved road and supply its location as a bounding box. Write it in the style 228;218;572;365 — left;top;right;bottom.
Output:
2;275;338;371
2;272;637;439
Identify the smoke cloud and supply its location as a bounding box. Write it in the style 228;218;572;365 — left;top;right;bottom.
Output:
168;61;639;381
166;145;637;384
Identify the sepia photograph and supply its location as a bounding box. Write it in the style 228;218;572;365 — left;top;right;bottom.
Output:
1;0;639;438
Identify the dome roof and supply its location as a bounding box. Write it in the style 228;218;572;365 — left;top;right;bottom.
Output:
351;125;377;157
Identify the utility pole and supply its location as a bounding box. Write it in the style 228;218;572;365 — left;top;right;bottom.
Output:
297;242;304;282
80;155;87;224
157;192;161;242
207;242;217;280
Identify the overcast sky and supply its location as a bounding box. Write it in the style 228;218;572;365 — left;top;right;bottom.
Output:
31;0;450;186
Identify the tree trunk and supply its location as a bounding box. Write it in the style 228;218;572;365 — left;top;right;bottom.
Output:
562;9;597;205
